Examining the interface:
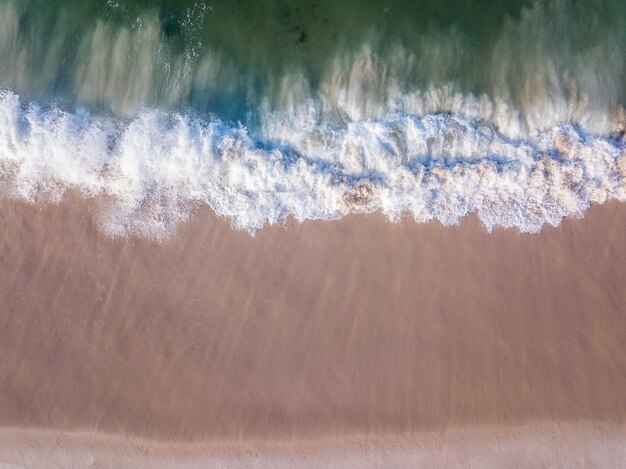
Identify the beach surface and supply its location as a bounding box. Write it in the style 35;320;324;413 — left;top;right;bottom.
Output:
0;423;624;468
0;197;625;465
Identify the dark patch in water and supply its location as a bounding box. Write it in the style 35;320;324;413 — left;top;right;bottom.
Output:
162;14;181;38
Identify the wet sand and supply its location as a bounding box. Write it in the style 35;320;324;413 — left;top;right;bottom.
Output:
0;197;625;464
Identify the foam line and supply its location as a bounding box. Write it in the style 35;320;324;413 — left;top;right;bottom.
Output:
1;90;624;237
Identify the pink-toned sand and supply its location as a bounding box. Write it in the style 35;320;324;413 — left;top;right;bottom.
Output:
0;197;625;465
0;423;624;467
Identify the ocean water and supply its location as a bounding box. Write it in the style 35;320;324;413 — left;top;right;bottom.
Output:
0;0;624;236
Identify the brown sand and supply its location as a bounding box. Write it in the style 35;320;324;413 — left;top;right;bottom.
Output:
0;197;625;463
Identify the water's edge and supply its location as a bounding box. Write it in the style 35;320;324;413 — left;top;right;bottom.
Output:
1;90;624;237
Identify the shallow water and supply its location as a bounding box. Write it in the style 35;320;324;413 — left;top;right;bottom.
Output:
2;0;623;127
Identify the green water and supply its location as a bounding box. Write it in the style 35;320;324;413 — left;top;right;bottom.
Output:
0;0;624;131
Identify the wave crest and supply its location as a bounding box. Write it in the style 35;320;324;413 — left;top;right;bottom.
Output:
0;90;624;237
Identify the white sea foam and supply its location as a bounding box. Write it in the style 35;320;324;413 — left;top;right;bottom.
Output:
0;90;624;237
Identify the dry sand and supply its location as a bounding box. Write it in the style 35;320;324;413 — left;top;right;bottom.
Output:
0;196;625;465
0;422;624;468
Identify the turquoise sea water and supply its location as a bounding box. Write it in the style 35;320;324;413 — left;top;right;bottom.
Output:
0;0;624;236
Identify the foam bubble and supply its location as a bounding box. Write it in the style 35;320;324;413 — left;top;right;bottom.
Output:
0;90;624;238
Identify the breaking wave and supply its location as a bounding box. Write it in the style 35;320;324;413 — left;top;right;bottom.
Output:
1;90;624;237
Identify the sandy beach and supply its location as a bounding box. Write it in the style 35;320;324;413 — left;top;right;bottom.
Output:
0;197;625;465
1;0;624;465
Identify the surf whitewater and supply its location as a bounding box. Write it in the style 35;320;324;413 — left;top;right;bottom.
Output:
0;0;624;237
